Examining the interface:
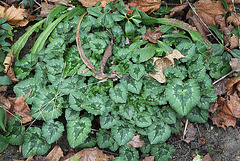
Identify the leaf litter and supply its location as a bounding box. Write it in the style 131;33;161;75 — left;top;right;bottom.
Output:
127;134;146;148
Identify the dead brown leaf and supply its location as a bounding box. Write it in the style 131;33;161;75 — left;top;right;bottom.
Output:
0;95;11;110
230;58;240;72
6;67;19;83
142;156;155;161
202;153;212;161
142;27;163;43
230;34;239;49
214;79;226;96
127;0;161;14
193;0;227;25
78;0;113;7
165;2;188;18
38;3;56;18
150;49;185;83
225;76;240;90
64;147;114;161
48;0;70;5
47;145;63;161
0;86;8;93
0;4;29;27
227;14;240;27
183;122;197;143
237;82;240;92
127;134;146;148
13;95;33;124
60;149;75;161
226;93;240;118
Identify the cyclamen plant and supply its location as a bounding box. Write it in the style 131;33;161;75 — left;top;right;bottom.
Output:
3;0;233;160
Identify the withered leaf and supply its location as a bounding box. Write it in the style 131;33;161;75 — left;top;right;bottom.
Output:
165;2;188;18
127;0;161;14
227;14;240;27
229;58;240;72
47;145;63;161
0;5;29;27
127;134;146;148
214;79;226;96
202;153;212;161
6;67;19;83
48;0;70;5
150;49;185;83
226;93;240;118
183;122;197;143
13;95;33;124
143;156;155;161
64;147;114;161
236;82;240;92
142;27;163;43
225;76;240;90
229;34;239;49
38;3;56;18
0;86;8;93
0;95;11;110
78;0;113;7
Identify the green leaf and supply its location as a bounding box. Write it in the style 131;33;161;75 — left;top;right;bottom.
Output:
157;41;173;53
110;83;128;103
1;23;12;30
188;56;207;82
115;0;127;15
119;105;136;120
135;112;152;128
129;64;145;80
127;79;143;94
69;92;85;111
22;127;51;158
151;143;175;161
165;79;200;116
125;20;135;36
12;19;45;60
5;116;25;145
111;11;125;21
0;17;7;24
42;120;64;144
164;65;187;82
87;6;103;17
186;107;208;123
139;45;155;63
76;136;96;149
96;129;118;151
0;75;12;86
0;107;6;132
0;135;9;153
176;42;196;63
65;108;80;121
208;25;224;43
67;117;92;148
139;137;151;154
119;144;139;161
170;119;181;134
111;125;135;146
100;113;118;129
147;121;171;144
160;106;176;125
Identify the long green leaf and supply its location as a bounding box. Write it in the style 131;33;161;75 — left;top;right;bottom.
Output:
12;19;45;60
31;13;69;54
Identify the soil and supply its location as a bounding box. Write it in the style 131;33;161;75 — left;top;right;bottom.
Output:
1;14;240;161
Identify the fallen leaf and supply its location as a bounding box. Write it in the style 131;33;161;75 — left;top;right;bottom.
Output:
78;0;113;7
227;14;240;27
0;4;29;27
26;156;34;161
0;95;11;110
127;0;161;14
47;145;64;161
38;3;56;18
225;76;240;90
0;86;8;93
183;122;197;143
64;147;114;161
3;52;12;73
230;34;239;49
193;0;227;26
6;67;19;83
150;49;185;83
34;156;51;161
13;95;33;124
237;82;240;92
48;0;70;5
229;58;240;72
127;134;146;148
226;93;240;118
142;27;163;43
60;149;75;161
215;15;226;28
202;153;212;161
214;79;226;96
165;2;188;18
220;25;235;45
142;156;155;161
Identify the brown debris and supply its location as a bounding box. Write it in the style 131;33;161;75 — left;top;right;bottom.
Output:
202;153;212;161
127;134;146;148
165;2;188;18
127;0;161;14
229;35;239;49
38;3;56;18
214;80;226;96
47;145;64;161
142;27;163;43
142;156;155;161
78;0;113;7
227;14;240;27
0;86;8;93
229;58;240;72
183;122;197;143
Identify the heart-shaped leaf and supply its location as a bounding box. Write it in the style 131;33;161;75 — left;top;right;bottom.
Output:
67;117;92;148
0;107;6;132
100;113;118;129
165;79;200;116
119;144;139;161
111;125;135;146
129;64;145;81
42;120;64;144
109;83;128;103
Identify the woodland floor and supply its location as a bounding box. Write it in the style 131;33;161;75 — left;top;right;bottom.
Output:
0;21;240;161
